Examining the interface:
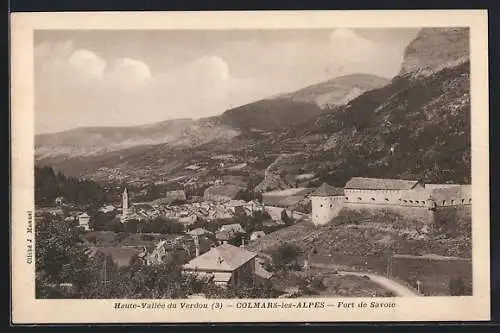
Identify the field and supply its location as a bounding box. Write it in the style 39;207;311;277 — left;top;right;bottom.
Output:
93;247;142;267
390;255;472;296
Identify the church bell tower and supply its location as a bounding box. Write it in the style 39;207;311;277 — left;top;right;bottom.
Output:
121;188;129;222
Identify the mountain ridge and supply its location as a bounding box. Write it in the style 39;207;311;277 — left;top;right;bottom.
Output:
35;72;388;159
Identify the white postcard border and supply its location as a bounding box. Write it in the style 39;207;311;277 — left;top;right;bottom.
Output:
11;10;490;324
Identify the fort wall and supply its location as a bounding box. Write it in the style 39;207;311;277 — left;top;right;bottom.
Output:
344;202;433;224
344;185;471;208
312;184;472;228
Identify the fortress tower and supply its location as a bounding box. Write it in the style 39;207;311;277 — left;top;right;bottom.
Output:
310;183;345;226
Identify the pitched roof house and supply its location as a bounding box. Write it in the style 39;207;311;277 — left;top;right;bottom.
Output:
183;243;259;287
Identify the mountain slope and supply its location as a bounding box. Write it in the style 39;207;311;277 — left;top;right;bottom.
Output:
274;27;471;186
35;119;195;159
301;60;470;186
277;73;390;108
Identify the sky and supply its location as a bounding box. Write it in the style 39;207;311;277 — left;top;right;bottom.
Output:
34;28;420;134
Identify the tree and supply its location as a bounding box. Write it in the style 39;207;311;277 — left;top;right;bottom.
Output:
271;243;302;272
281;209;293;226
123;219;140;233
142;217;185;234
36;215;99;297
91;211;115;231
35;165;106;207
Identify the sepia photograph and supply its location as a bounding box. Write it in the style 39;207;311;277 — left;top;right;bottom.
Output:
11;10;490;323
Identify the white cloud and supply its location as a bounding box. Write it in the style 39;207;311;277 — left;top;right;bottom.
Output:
108;57;152;88
68;49;106;79
326;28;404;78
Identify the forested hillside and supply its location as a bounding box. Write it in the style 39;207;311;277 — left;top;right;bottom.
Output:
35;166;106;206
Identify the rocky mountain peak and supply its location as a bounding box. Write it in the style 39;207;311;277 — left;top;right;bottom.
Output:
399;27;469;76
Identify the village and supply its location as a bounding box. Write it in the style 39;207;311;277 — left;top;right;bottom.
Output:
35;170;472;299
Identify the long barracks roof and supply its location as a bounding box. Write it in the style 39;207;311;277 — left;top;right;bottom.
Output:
183;243;257;272
345;177;421;190
311;183;345;196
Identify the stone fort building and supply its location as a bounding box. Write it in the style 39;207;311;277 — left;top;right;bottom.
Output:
311;177;472;227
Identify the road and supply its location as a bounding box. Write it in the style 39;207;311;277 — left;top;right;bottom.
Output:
336;271;419;297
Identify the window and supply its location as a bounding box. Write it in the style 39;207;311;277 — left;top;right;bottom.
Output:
421;201;426;205
469;198;472;204
451;200;455;205
403;200;407;203
330;204;333;208
442;200;446;206
357;197;362;201
345;197;349;201
461;199;465;204
371;198;375;201
409;200;413;203
320;204;323;208
385;198;389;201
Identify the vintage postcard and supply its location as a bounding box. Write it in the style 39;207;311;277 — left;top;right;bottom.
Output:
11;10;490;324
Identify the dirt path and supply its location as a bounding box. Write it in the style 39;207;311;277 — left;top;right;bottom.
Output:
336;271;419;297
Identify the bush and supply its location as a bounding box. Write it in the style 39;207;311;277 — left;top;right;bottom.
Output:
272;243;302;272
310;276;326;291
449;275;467;296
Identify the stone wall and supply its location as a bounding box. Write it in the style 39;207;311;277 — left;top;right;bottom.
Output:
345;185;471;208
344;202;433;225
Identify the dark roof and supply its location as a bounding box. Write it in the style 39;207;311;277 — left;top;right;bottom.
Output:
311;183;345;196
345;177;420;190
